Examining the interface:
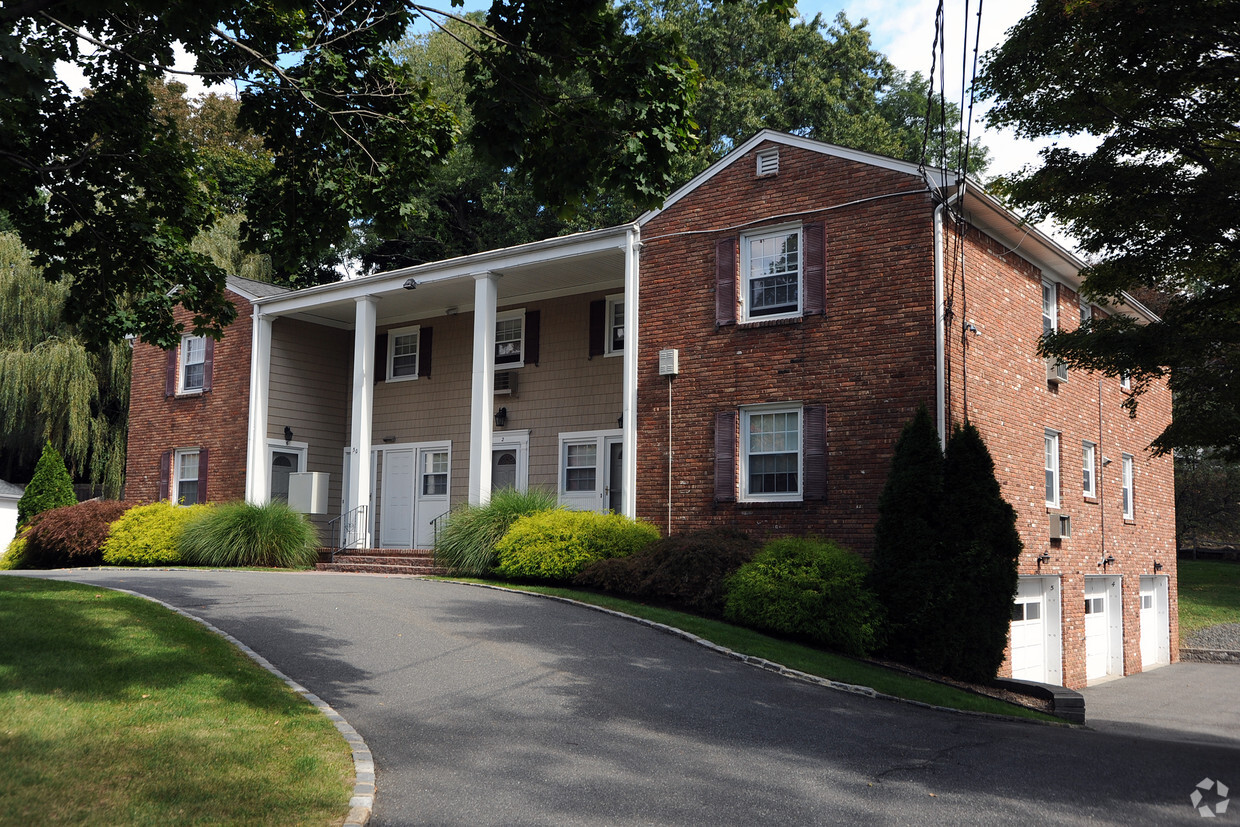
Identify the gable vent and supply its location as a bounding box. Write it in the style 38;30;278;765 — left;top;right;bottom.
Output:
756;148;779;177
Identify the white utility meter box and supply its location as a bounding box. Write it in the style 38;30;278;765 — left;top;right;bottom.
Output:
288;472;329;514
658;348;680;376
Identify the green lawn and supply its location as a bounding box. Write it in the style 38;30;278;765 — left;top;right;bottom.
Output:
0;577;353;826
450;579;1061;723
1178;558;1240;642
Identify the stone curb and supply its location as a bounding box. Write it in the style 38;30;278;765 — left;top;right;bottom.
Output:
1181;646;1240;665
445;579;1079;728
95;586;374;827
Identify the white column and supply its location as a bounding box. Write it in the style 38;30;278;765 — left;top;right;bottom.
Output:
468;273;498;505
621;229;639;519
349;296;377;547
245;311;273;503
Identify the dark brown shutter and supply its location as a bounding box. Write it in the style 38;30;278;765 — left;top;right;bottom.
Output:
803;222;826;316
202;337;215;392
803;405;826;501
197;448;209;504
165;348;177;396
158;451;171;501
525;310;540;366
714;410;737;502
588;299;606;358
375;333;388;383
716;237;737;326
419;327;433;377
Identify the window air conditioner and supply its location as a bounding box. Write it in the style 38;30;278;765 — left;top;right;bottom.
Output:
1049;512;1071;539
1046;356;1068;385
494;370;517;395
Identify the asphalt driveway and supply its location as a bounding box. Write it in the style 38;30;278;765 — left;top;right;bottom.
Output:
7;570;1237;825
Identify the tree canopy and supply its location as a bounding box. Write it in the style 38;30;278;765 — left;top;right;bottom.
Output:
977;0;1240;458
1;0;704;348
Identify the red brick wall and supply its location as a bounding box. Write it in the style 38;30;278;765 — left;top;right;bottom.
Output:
124;291;253;504
637;142;940;550
942;225;1178;685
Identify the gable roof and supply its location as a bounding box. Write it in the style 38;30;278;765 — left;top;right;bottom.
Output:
226;275;289;302
0;479;24;500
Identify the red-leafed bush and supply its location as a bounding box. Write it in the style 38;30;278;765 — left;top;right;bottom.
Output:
22;500;137;568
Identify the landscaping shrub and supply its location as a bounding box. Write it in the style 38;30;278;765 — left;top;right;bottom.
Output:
495;510;659;582
574;526;759;616
16;441;77;528
102;502;208;566
178;500;319;568
434;487;559;575
0;537;29;570
21;499;134;568
724;537;882;657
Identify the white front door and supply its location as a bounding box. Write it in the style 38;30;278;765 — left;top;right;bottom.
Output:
380;449;415;548
1010;579;1047;682
415;447;450;547
1084;578;1108;681
558;430;622;513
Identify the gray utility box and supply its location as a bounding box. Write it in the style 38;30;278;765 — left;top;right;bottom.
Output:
288;472;329;514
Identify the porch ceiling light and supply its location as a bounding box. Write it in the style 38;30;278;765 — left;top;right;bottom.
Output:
403;278;418;290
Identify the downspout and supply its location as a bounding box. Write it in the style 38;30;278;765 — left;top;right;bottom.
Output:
933;191;961;446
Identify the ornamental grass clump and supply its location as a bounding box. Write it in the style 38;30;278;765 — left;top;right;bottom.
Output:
434;487;559;575
102;502;208;566
495;510;659;582
178;500;319;568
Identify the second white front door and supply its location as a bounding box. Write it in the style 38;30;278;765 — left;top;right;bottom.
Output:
558;430;623;514
377;441;451;548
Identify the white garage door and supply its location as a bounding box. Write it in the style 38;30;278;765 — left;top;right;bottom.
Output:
1084;578;1110;681
1011;580;1047;681
1140;575;1170;668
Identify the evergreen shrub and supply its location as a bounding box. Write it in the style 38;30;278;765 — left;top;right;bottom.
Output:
434;487;559;575
495;510;659;582
724;537;882;656
178;500;319;568
0;537;29;570
16;441;77;528
574;526;759;616
102;502;208;566
21;499;134;568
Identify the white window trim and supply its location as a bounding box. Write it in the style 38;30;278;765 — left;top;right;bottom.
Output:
267;439;308;502
1082;441;1097;499
1122;453;1135;520
173;448;200;506
179;333;206;394
740;403;804;503
740;224;802;323
386;324;421;382
495;308;526;369
604;294;624;357
1042;280;1058;335
1044;429;1061;509
1079;300;1092;326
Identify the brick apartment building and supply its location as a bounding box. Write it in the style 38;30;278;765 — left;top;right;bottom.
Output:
126;131;1176;688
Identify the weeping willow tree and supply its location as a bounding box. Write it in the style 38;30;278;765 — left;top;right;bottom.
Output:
0;232;129;496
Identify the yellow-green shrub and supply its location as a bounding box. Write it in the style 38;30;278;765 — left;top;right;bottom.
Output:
0;537;29;570
102;502;210;566
495;510;659;582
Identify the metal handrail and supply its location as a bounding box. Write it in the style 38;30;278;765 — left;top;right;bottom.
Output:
429;511;449;548
327;504;367;562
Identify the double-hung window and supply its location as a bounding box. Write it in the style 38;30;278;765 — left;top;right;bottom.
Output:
1079;300;1092;327
1122;454;1134;519
180;334;206;392
1082;441;1097;498
422;450;449;496
1042;281;1057;336
174;449;200;505
742;226;801;321
742;406;802;500
606;295;624;355
1044;430;1060;508
387;325;421;380
495;310;525;367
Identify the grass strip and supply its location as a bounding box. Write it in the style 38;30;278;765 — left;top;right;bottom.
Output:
446;578;1059;722
0;577;352;826
1177;559;1240;642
